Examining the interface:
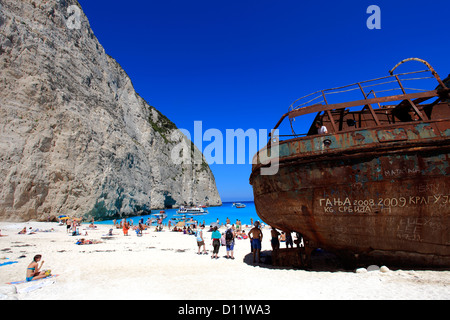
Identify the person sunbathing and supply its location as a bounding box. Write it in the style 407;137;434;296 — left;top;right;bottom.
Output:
75;238;102;245
19;227;35;235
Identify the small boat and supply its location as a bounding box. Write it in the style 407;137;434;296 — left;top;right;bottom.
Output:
232;203;246;208
152;212;167;220
171;216;187;221
176;206;209;215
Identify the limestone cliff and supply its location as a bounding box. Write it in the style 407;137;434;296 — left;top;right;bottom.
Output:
0;0;221;221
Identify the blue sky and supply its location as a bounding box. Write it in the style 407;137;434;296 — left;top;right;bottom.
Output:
78;0;449;202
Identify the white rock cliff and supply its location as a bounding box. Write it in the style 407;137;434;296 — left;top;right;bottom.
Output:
0;0;222;221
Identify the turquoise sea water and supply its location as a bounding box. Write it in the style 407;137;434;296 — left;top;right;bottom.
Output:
94;201;260;227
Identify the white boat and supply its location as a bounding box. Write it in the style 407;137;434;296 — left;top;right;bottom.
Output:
176;206;208;215
152;211;167;220
232;203;246;208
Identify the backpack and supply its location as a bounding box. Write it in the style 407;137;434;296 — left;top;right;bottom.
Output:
225;229;233;241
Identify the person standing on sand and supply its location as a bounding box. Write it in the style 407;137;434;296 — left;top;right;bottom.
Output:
271;226;280;250
249;221;263;264
285;231;293;248
136;222;144;236
211;226;221;259
196;225;207;255
66;219;71;233
225;225;235;260
123;220;130;236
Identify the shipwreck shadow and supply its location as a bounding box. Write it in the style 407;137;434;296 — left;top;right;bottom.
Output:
243;248;450;271
243;250;274;268
243;248;348;272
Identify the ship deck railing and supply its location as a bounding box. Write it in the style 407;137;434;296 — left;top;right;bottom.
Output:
270;58;449;141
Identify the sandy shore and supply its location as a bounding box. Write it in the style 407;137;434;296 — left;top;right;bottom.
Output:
0;221;449;300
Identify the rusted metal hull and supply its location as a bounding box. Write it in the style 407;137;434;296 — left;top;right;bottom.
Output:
251;118;450;267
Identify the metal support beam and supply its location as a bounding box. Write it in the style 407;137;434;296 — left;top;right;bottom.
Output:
288;90;440;119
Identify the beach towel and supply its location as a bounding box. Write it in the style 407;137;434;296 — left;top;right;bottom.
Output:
6;274;59;285
18;279;56;294
0;261;18;267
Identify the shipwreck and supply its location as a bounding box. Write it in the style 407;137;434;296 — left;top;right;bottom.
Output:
250;58;450;268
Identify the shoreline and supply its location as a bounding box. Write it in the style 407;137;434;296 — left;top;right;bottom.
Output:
0;221;449;300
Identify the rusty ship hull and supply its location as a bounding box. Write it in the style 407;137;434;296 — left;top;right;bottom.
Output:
250;59;450;267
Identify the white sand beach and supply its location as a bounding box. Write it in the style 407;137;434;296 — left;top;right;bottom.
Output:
0;221;449;300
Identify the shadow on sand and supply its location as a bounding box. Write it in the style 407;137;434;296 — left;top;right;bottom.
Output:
242;249;347;272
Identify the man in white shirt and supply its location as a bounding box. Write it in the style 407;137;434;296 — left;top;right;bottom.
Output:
315;121;328;134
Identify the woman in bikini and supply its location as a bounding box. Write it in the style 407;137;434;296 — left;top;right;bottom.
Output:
26;255;48;282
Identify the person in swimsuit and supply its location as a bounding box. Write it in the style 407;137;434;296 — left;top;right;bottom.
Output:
123;220;130;236
26;254;49;282
248;221;263;264
270;227;280;250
